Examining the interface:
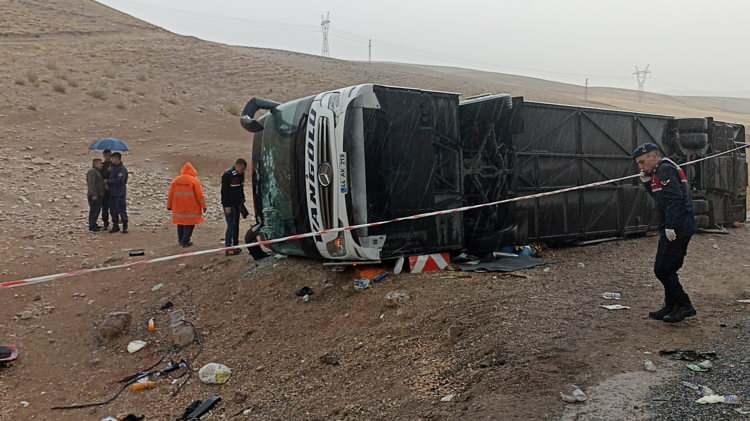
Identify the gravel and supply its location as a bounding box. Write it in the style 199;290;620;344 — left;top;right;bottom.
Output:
651;316;750;420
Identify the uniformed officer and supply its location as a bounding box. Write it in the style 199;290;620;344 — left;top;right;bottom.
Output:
633;143;697;323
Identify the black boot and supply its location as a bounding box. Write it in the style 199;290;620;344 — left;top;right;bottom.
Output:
663;302;697;323
122;223;128;234
109;224;120;233
649;303;675;320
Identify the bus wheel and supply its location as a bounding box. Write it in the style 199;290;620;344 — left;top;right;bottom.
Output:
245;228;269;260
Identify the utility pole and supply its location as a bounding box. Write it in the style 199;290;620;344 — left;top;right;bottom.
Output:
633;65;651;103
321;11;331;57
584;78;589;102
368;39;372;63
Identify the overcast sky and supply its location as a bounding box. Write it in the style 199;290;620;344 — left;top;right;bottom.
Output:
99;0;750;97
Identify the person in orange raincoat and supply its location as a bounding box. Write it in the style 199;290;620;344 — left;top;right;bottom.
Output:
167;162;207;247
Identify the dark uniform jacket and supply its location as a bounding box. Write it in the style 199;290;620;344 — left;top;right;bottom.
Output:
221;168;245;207
642;158;696;236
108;163;128;197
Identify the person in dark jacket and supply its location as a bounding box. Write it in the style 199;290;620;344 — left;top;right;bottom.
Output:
221;158;247;255
100;149;113;230
108;152;129;234
634;143;697;323
86;158;106;232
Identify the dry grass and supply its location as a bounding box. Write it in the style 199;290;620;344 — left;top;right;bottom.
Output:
224;103;241;116
52;82;66;94
26;71;38;85
137;73;147;82
88;89;108;101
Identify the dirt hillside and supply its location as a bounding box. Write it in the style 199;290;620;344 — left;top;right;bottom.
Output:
1;1;749;420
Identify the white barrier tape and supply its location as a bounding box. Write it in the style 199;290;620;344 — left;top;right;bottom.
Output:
2;143;748;289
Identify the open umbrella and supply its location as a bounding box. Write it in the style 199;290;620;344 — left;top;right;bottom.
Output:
90;138;129;152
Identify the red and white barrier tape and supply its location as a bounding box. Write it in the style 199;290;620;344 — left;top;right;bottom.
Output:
2;143;748;289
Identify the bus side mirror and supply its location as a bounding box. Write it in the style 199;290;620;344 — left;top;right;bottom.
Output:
240;97;280;133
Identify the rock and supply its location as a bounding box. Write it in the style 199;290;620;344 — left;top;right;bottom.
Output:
319;351;341;366
198;363;232;384
98;311;132;340
17;311;33;320
384;290;411;308
441;394;456;402
560;385;587;403
233;391;249;404
171;323;196;348
644;360;657;372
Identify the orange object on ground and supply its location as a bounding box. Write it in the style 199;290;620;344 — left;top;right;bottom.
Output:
357;267;387;280
167;162;206;225
129;380;157;392
147;318;156;332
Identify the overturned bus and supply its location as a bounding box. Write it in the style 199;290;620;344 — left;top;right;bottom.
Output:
240;84;747;261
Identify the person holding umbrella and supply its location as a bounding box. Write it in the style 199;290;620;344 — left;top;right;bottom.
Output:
89;138;129;233
167;162;207;247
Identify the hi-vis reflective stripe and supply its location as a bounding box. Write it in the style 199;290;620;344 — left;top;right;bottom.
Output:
2;143;748;290
409;253;450;273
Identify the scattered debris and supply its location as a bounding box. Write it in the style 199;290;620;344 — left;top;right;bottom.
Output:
99;312;132;341
100;417;118;421
177;396;222;421
319;351;341;366
0;345;19;365
171;323;196;348
127;340;147;354
199;363;232;385
685;360;713;373
696;394;740;405
737;299;750;304
148;318;156;333
295;286;314;297
384;290;411;307
440;393;456;402
128;249;145;257
121;416;145;421
151;283;164;291
560;385;587;403
644;360;657;372
353;279;371;291
660;349;717;362
20;401;30;408
159;301;174;311
735;408;750;415
601;292;622;300
600;304;630;311
17;310;33;320
129;378;157;392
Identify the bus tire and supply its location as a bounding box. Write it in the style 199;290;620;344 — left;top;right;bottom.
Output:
245;228;269;260
676;118;708;133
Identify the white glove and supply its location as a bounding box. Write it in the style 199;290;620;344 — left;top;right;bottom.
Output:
639;172;652;183
665;229;677;242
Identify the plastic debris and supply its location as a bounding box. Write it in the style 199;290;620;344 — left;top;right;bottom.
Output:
602;292;622;300
687;360;713;372
20;401;30;408
353;279;371;291
127;340;147;354
696;394;741;405
151;283;164;292
178;396;222;421
148;318;156;333
441;393;456;402
129;378;157;392
199;363;232;385
644;360;657;372
560;385;587;403
600;304;630;311
737;299;750;304
100;417;118;421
